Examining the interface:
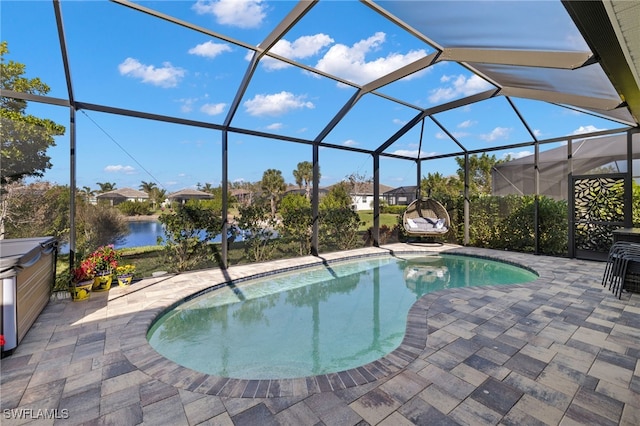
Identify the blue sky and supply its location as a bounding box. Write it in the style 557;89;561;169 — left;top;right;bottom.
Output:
3;0;625;193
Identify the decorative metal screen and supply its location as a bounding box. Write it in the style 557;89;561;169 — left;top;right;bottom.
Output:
572;174;626;258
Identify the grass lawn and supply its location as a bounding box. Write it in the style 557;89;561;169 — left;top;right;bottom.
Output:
358;211;400;231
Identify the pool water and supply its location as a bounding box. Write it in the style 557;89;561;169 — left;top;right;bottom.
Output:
147;254;537;379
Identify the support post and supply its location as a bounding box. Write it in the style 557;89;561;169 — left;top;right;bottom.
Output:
373;154;380;247
311;143;320;255
464;153;470;245
221;131;229;269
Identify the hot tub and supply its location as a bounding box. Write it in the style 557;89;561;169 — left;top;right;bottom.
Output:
1;237;57;355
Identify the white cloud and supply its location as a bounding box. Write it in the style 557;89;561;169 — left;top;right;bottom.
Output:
435;131;469;140
480;127;511;142
105;165;135;174
533;129;542;137
458;119;476;128
391;149;436;157
192;0;266;29
243;91;314;116
188;41;232;58
266;122;283;130
503;150;533;160
393;118;407;126
428;74;492;103
118;57;185;88
572;125;605;135
261;34;334;70
435;132;447;140
314;32;428;85
200;103;226;115
343;139;358;147
179;98;198;113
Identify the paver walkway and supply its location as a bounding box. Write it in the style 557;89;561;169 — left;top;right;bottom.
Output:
2;244;639;425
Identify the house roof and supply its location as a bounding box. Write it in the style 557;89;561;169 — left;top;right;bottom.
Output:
384;186;419;195
96;187;149;199
167;188;214;200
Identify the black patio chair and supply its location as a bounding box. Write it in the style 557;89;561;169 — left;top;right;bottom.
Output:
603;241;640;298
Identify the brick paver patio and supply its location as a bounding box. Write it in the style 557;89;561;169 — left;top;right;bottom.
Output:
2;244;639;425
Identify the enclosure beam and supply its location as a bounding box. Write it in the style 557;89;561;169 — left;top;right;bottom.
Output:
373;154;380;247
221;131;229;269
440;48;593;70
534;142;540;254
464;154;470;245
54;0;78;268
311;143;320;256
567;137;575;258
625;130;634;227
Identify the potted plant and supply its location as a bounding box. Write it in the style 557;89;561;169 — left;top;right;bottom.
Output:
88;245;120;292
116;264;136;287
70;258;95;301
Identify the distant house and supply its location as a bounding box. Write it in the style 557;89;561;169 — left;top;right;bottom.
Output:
326;182;394;211
167;188;213;204
96;188;149;206
383;186;419;206
230;188;253;206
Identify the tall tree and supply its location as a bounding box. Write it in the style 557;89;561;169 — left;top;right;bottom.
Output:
96;182;116;193
139;180;157;194
261;169;286;217
196;182;215;194
0;41;66;238
320;182;352;209
421;172;461;199
292;161;319;200
80;186;95;202
0;42;65;185
140;181;158;208
455;153;501;195
150;187;166;209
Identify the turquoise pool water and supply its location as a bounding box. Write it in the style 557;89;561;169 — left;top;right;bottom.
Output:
147;254;537;379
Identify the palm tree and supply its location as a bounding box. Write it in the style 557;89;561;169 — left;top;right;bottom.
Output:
96;182;116;193
140;181;159;208
150;187;166;209
197;182;215;194
261;169;286;217
80;186;95;202
293;161;319;200
139;180;157;194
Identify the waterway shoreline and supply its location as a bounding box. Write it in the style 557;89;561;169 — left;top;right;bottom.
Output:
123;214;160;222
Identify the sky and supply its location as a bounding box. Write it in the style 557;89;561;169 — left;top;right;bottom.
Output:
2;0;628;194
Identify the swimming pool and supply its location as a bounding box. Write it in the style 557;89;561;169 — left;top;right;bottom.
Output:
147;253;537;379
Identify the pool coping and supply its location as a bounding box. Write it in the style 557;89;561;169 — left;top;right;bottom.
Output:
120;245;550;398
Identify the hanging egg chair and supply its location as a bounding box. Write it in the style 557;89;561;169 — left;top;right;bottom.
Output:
402;197;451;240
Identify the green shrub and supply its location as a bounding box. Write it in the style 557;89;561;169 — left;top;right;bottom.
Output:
279;194;313;256
380;205;407;214
319;207;362;251
158;203;222;272
235;204;280;262
117;200;152;216
450;194;568;255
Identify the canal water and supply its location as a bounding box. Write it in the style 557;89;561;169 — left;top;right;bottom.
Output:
59;220;238;253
